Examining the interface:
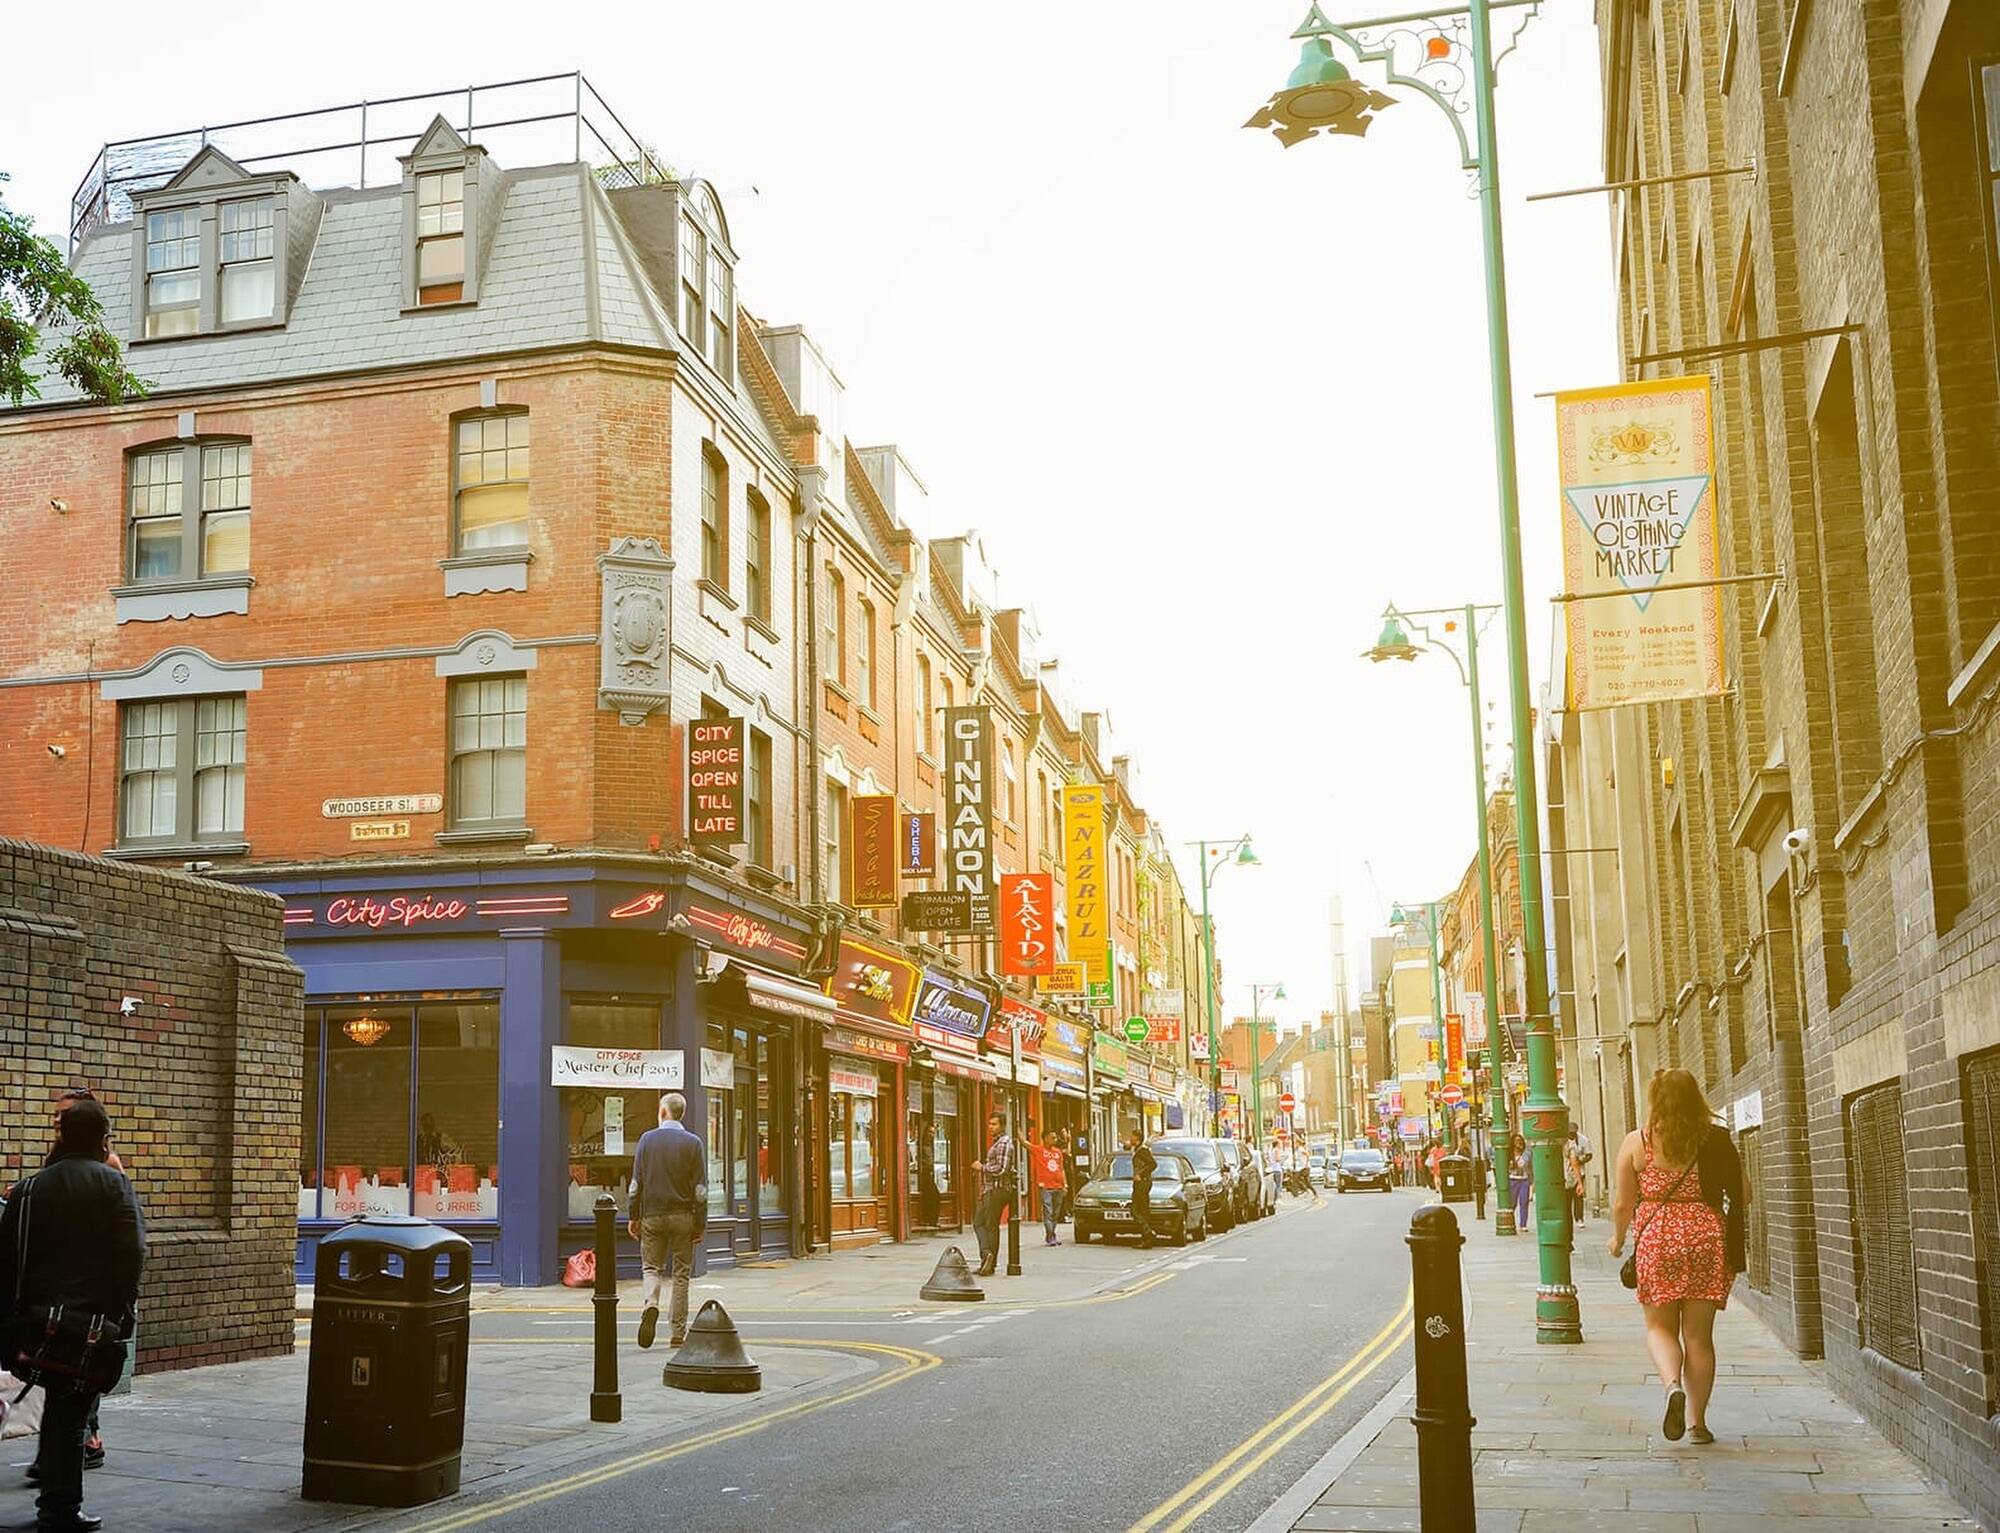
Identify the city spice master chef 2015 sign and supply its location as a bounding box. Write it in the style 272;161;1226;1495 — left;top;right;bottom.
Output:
1555;374;1725;710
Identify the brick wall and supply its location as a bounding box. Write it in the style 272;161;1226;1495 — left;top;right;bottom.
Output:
0;838;303;1372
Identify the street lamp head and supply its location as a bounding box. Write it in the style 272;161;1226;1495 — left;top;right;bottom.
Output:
1274;983;1287;1000
1365;613;1421;664
1244;17;1397;148
1235;838;1259;866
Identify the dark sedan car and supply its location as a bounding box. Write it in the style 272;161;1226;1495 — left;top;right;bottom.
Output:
1073;1151;1208;1245
1336;1148;1395;1193
1148;1137;1236;1231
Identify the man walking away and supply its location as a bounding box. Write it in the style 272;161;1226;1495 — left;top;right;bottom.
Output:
628;1092;705;1350
0;1099;146;1533
1126;1130;1158;1249
1032;1131;1067;1246
973;1113;1014;1277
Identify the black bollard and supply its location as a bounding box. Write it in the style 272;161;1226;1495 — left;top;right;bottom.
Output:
1407;1204;1476;1531
1005;1177;1023;1276
590;1193;621;1423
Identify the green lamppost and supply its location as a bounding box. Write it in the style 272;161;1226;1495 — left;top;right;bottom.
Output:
1250;0;1579;1343
1191;836;1258;1135
1249;981;1287;1146
1367;603;1515;1236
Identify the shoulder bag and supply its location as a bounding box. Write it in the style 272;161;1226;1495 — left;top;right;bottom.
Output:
1620;1135;1702;1290
2;1178;129;1397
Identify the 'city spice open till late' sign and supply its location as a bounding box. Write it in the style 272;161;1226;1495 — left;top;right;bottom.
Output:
688;717;745;846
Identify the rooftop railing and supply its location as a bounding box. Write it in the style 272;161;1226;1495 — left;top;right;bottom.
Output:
69;71;669;251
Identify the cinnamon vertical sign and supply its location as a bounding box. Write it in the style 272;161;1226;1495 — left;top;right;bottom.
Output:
998;871;1056;977
847;794;899;909
687;716;744;846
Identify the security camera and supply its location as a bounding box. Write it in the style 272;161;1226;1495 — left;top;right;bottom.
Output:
1782;827;1811;856
119;996;143;1016
50;498;68;514
46;743;65;759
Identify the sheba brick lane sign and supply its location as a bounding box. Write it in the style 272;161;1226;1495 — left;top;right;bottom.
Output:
688;717;745;846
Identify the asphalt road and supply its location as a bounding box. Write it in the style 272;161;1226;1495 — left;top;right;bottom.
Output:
382;1184;1419;1533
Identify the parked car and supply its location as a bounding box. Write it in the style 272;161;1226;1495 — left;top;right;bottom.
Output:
1336;1147;1395;1193
1307;1150;1328;1187
1073;1151;1208;1246
1150;1137;1236;1231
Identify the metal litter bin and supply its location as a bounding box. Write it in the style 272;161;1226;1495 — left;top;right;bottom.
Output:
1439;1154;1474;1204
302;1216;471;1507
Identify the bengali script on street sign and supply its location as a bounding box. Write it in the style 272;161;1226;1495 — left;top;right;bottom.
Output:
1555;374;1726;711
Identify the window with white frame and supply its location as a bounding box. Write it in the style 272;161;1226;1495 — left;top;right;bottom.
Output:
1002;738;1019;823
707;246;732;375
144;208;200;337
857;598;876;708
454;412;530;553
747;728;773;869
127;441;252;582
916;654;934;755
825;779;849;903
448;676;527;830
219;197;275;324
416;169;466;303
701;446;727;587
745;487;772;623
821;566;846;683
680;213;705;342
118;694;247;848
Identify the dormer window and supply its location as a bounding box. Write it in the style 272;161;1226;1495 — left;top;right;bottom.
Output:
706;248;732;372
144;209;200;337
671;182;736;385
416;169;466;303
219;198;275;323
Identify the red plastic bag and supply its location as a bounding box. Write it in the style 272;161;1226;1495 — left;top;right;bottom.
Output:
562;1248;596;1288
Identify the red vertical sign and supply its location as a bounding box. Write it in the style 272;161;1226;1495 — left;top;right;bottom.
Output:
1443;1012;1466;1084
848;794;899;909
998;871;1056;976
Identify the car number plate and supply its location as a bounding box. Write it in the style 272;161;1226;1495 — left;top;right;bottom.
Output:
1102;1209;1131;1221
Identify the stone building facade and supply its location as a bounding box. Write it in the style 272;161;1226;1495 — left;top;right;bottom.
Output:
0;840;303;1371
1549;1;2000;1516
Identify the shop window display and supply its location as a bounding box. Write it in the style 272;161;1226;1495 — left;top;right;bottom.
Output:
414;1002;500;1219
299;1013;321;1219
323;1004;413;1217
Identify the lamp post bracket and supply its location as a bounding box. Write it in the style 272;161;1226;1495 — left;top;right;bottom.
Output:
1550;570;1783;604
1525;162;1756;203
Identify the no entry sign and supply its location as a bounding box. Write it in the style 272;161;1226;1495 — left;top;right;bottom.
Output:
1278;1091;1296;1114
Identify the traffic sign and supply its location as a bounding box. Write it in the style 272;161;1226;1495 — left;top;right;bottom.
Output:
1123;1015;1149;1045
1278;1091;1296;1114
1439;1085;1464;1106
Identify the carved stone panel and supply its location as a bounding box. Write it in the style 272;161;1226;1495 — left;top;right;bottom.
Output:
598;536;674;725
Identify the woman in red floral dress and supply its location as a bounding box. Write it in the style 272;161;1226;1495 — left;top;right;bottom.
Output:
1608;1069;1747;1445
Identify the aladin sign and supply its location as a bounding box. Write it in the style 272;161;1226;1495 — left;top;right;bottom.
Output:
1556;375;1725;710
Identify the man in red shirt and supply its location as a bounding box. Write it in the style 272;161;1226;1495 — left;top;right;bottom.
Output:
1031;1131;1068;1246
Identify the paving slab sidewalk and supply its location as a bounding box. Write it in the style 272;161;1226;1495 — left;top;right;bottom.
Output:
0;1331;865;1532
1262;1210;1983;1532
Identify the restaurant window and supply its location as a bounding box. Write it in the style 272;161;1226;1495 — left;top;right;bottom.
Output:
299;1012;321;1219
218;196;275;324
564;999;663;1220
448;675;527;830
857;597;876;707
744;487;771;622
129;439;253;582
144;207;200;337
416;168;466;303
704;1022;730;1222
1847;1081;1920;1369
747;727;773;869
829;1072;878;1201
700;445;726;587
454;411;531;553
118;694;247;849
323;1003;414;1218
415;1001;501;1219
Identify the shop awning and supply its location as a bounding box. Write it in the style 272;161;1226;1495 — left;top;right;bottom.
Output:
933;1053;998;1082
731;966;837;1024
1049;1080;1087;1099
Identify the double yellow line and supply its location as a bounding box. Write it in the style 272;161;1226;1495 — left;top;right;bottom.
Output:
393;1339;938;1531
1129;1286;1413;1533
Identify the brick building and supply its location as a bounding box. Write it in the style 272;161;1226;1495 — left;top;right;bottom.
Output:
0;841;303;1370
1544;2;2000;1517
1;79;1219;1286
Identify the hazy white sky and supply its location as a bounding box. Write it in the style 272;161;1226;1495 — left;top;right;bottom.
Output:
2;0;1618;1032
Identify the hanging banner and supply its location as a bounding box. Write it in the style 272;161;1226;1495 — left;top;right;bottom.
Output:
1443;1012;1466;1085
943;706;994;929
687;716;745;846
1189;1030;1210;1062
997;871;1056;976
1555;374;1725;710
549;1045;685;1089
847;794;899;909
1061;783;1113;1003
902;890;974;932
1461;990;1487;1050
901;812;936;877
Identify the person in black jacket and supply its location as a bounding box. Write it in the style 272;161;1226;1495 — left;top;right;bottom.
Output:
1125;1130;1159;1249
0;1099;147;1533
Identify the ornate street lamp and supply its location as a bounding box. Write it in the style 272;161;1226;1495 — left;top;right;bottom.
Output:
1190;835;1258;1135
1250;0;1580;1345
1249;981;1287;1146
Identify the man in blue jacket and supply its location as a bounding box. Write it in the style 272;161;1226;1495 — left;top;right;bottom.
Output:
0;1098;146;1533
626;1092;705;1350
